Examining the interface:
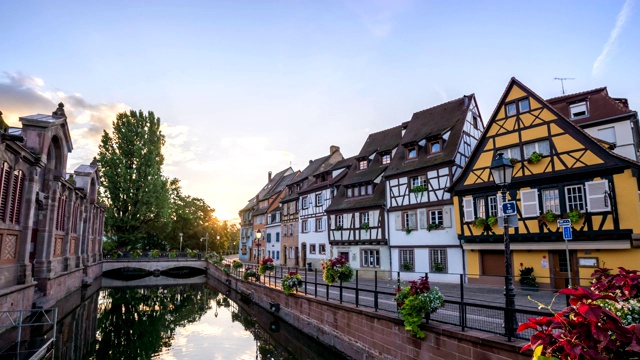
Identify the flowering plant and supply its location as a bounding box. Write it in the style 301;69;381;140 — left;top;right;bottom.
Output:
243;267;259;281
321;256;354;284
518;267;640;359
394;276;444;338
281;271;303;295
232;260;243;270
259;257;275;274
222;264;231;276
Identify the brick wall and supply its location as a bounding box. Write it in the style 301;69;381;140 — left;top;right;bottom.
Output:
209;264;530;360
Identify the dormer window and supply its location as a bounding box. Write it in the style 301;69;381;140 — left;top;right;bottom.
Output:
570;101;589;119
381;154;391;164
407;146;418;159
358;159;368;170
429;140;442;154
346;184;373;198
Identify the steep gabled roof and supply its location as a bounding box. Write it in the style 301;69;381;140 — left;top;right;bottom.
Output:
299;156;354;195
385;95;475;176
280;147;343;203
546;87;635;127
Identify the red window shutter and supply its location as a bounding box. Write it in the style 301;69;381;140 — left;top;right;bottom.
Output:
11;171;24;224
0;164;11;221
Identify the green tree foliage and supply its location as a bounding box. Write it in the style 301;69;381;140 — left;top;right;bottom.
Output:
98;110;170;249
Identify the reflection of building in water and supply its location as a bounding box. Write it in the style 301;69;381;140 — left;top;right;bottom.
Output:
0;103;105;316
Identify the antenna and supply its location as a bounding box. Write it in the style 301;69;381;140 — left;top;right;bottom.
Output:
554;77;575;95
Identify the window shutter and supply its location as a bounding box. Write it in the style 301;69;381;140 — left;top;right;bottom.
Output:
408;212;417;230
496;192;504;217
323;217;326;231
463;197;474;222
586;180;610;212
443;207;452;228
418;209;427;229
320;192;324;204
520;189;539;217
395;213;402;230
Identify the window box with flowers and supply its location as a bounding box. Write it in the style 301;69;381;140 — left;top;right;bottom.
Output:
401;262;414;271
565;209;586;223
321;257;354;284
474;217;487;229
222;264;231;276
538;210;560;224
259;257;275;275
527;151;543;164
361;222;370;232
232;260;243;270
243;267;259;281
487;215;498;227
281;271;304;295
394;276;445;338
427;223;442;232
410;185;427;201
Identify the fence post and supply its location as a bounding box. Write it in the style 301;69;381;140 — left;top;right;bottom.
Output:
304;266;308;295
339;280;343;304
460;273;466;331
355;270;359;308
374;271;379;312
396;271;401;291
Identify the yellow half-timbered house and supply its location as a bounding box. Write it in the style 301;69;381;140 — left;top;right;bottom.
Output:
450;78;640;289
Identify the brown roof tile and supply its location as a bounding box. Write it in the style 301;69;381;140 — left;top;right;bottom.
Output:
546;87;634;126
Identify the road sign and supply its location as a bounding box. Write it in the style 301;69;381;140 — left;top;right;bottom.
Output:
557;219;571;227
562;226;572;240
502;201;517;216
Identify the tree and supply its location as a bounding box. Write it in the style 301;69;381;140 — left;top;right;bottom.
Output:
98;110;170;249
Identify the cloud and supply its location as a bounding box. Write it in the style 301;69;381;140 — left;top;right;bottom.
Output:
592;0;634;76
348;0;412;37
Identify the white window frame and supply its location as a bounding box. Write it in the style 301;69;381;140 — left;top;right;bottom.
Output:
399;249;414;271
506;102;517;116
362;249;380;268
542;188;560;213
430;249;447;273
570;101;589;119
336;215;344;228
518;98;530;113
429;209;443;227
382;154;391;164
360;212;369;225
488;196;498;217
524;140;550;158
309;244;316;254
403;211;417;230
410;175;426;188
319;244;326;255
302;196;309;209
359;159;368;170
315;193;323;207
565;185;586;212
302;220;309;233
315;218;323;231
475;198;486;219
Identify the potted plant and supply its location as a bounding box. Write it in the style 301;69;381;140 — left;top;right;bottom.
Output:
527;151;543;164
110;250;123;259
538;209;560;224
222;264;231;276
336;225;343;230
432;263;445;273
321;256;354;284
518;265;538;290
130;249;142;259
150;249;160;258
427;223;442;232
243;267;259;281
401;262;414;271
509;157;519;165
187;249;198;258
405;227;413;235
474;217;487;229
394;276;445;338
487;215;498;227
168;249;178;259
361;222;370;232
232;260;243;270
281;270;304;295
565;208;585;223
410;185;427;201
259;257;275;274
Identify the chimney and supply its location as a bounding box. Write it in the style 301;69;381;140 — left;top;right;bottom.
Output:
309;160;313;164
268;171;272;182
330;145;340;154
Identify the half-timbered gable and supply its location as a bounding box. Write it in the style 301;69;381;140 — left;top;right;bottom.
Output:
385;94;484;281
325;125;403;272
298;156;351;269
264;171;298;265
450;78;640;289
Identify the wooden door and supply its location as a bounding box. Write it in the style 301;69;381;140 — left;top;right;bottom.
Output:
551;250;578;289
301;243;307;268
480;250;510;286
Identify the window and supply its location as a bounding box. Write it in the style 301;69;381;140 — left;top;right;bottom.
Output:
315;218;323;231
302;196;309;209
336;215;344;228
403;211;417;230
319;244;326;255
501;146;522;161
407;146;418;159
570;101;589;119
429;210;443;228
399;249;414;271
488;196;498;217
315;193;323;207
347;188;353;198
359;159;368;170
267;233;272;243
289;224;294;235
542;189;560;213
520;189;540;217
360;212;369;225
524;140;550;158
598;127;616;144
506;102;517;116
310;244;316;254
475;198;486;218
276;251;280;260
302;220;309;233
276;232;280;242
430;249;447;273
565;185;586;212
362;249;380;268
382;154;391;164
518;98;530;113
410;175;426;188
429;141;441;154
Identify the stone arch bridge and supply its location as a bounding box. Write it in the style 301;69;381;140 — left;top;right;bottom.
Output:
102;258;207;272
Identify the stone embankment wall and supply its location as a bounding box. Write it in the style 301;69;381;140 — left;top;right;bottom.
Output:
207;264;530;360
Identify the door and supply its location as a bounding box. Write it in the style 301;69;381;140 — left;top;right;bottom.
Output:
295;247;300;267
480;250;510;286
551;250;578;289
339;252;349;263
301;243;307;268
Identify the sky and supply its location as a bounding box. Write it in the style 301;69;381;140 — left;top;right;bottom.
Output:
1;0;638;222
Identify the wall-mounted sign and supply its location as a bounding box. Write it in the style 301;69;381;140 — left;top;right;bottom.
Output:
578;257;599;268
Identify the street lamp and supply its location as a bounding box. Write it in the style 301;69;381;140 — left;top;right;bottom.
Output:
255;229;263;265
490;152;516;341
179;233;183;253
201;233;209;254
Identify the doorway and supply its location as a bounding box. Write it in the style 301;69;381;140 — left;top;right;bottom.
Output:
301;243;307;269
550;250;579;289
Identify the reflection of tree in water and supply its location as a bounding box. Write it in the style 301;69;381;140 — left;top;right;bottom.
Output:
230;306;295;360
93;284;215;360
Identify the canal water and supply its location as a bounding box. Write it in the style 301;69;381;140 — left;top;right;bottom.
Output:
8;276;349;360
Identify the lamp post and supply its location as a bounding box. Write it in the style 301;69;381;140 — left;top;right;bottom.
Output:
255;229;263;265
490;152;516;342
179;233;183;253
201;233;209;254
